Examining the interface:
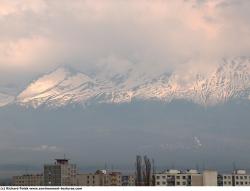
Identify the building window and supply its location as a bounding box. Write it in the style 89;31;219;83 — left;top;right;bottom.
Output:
156;176;160;179
183;182;186;185
176;176;180;179
157;182;160;185
224;176;227;179
182;176;186;179
176;182;180;185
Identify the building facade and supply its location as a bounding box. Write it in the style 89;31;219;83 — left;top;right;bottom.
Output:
154;169;217;186
44;159;77;186
218;170;250;186
77;170;109;186
76;170;123;186
154;169;201;186
12;174;43;186
108;172;122;186
203;170;217;186
122;175;135;186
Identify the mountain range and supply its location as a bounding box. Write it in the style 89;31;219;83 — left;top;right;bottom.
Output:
1;58;250;171
1;57;250;109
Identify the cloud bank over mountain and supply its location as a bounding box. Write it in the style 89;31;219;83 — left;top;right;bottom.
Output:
0;0;250;87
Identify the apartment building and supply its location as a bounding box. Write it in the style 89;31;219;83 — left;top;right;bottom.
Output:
77;170;109;186
122;175;135;186
12;174;43;186
218;170;250;186
154;169;217;186
44;159;77;186
154;169;200;186
107;172;122;186
76;170;123;186
203;170;218;186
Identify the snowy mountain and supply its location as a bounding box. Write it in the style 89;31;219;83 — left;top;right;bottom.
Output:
16;67;104;108
1;57;250;108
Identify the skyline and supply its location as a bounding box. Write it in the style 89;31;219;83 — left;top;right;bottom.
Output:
1;154;250;180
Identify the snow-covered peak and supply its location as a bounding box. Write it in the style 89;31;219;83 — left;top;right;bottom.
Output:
18;67;70;99
1;57;250;109
16;67;97;108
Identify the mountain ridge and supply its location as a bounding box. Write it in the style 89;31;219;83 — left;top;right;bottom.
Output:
1;57;250;108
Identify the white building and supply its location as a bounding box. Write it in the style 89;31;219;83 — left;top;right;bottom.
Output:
154;169;217;186
77;173;107;186
219;170;250;186
77;170;123;186
203;170;218;186
154;169;200;186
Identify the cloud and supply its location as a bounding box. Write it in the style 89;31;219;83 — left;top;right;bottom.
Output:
18;145;60;152
0;36;56;69
0;0;250;86
0;144;61;152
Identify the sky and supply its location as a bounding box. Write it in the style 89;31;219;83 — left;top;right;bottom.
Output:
1;100;250;177
0;0;250;87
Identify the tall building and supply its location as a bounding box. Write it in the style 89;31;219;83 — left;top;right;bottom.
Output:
218;170;250;186
12;174;43;186
44;159;77;186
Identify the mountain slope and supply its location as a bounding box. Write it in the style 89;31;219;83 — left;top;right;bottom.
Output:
16;68;104;108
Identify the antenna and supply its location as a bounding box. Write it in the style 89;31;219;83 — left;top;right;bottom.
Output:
152;159;155;174
111;164;114;171
104;162;107;171
171;162;175;169
233;161;237;172
202;161;206;171
196;163;200;171
25;166;28;175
